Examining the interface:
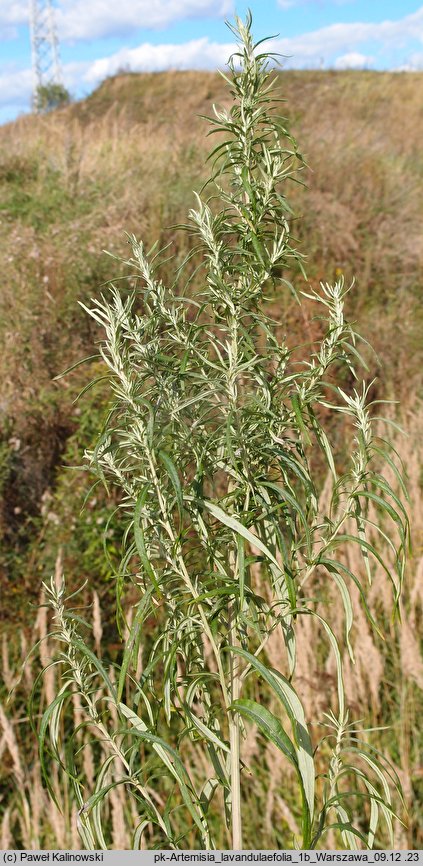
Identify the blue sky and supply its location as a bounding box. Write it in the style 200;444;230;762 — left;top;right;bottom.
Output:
1;0;423;124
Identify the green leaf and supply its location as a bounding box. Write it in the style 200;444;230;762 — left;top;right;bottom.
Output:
326;533;391;584
237;533;246;608
232;698;296;762
319;558;383;639
73;638;117;701
134;486;162;596
132;820;150;850
291;393;312;446
227;647;314;826
232;696;312;847
203;500;285;581
118;703;209;845
329;570;354;662
117;588;154;702
313;422;337;482
371;445;409;501
39;688;74;809
53;353;102;380
259;480;311;555
352;488;407;547
250;232;266;267
184;704;230;753
322;820;367;849
158;450;184;519
89;755;119;849
200;778;219;814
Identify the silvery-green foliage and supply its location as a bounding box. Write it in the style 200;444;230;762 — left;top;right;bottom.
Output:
35;13;408;850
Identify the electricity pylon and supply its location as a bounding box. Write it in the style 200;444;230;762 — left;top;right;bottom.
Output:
29;0;63;112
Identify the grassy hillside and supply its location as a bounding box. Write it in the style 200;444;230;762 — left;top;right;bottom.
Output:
0;70;422;848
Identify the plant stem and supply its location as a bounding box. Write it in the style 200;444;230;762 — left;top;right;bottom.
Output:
225;309;243;849
228;595;242;850
145;445;231;708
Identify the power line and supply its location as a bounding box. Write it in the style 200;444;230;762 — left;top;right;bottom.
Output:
29;0;63;112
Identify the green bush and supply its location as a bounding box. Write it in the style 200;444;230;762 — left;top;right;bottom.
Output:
35;83;71;113
34;15;408;850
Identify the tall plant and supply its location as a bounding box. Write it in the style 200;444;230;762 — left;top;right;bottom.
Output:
36;14;408;850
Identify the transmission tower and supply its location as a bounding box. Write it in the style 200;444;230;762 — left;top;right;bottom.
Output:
29;0;63;111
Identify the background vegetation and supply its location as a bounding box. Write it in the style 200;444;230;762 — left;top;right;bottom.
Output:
0;67;422;848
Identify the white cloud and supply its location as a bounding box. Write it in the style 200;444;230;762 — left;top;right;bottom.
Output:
0;0;234;46
66;5;423;92
0;66;32;108
0;0;28;38
57;0;234;43
73;4;423;90
269;6;423;66
83;37;235;84
396;51;423;71
334;51;373;69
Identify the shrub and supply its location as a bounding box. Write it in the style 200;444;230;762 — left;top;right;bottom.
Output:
35;82;71;113
34;14;408;850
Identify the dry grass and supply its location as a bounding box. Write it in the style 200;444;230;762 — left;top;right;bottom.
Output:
257;406;423;848
0;69;422;847
0;583;138;849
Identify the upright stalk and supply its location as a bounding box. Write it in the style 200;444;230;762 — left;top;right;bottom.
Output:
228;576;242;848
225;305;243;848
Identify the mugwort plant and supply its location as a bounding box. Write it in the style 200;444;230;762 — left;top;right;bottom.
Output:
35;14;408;850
